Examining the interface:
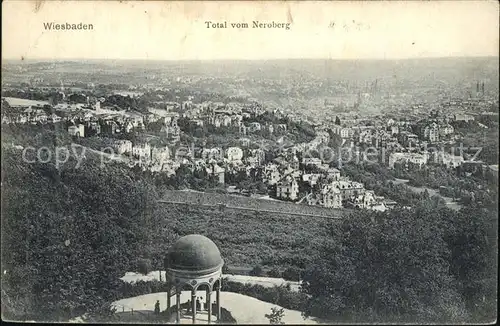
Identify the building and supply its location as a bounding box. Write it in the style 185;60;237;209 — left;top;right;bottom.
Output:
316;131;330;144
175;146;193;163
192;119;204;127
422;122;440;142
48;113;62;123
101;120;121;135
247;149;265;166
263;164;280;185
81;112;94;122
390;125;399;135
282;165;302;179
164;235;223;324
439;124;454;137
275;124;287;132
201;148;224;162
332;125;353;139
331;180;365;200
30;109;48;124
145;112;162;123
124;121;134;134
132;143;152;161
276;176;299;201
151;146;171;164
358;130;374;145
161;117;181;143
433;152;463;168
267;124;274;134
86;121;101;136
326;168;341;181
155;160;181;176
225;147;243;163
68;124;85;138
285;154;297;170
398;131;419;147
346;190;377;209
1;115;12;124
388;152;428;169
320;184;342;208
212;115;232;128
302;157;322;167
302;173;322;186
454;114;475;122
247;122;262;132
206;164;225;184
164;112;180;125
231;115;243;127
239;138;251;147
114;140;133;155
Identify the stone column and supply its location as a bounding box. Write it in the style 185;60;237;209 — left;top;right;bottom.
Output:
207;291;212;324
216;287;221;321
205;288;210;311
191;292;197;324
176;291;181;323
167;285;171;311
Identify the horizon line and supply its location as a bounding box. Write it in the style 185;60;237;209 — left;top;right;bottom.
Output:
2;55;499;63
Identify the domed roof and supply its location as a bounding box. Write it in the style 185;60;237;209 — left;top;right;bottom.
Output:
167;234;223;273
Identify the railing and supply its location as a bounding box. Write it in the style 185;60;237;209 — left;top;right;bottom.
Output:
113;303;137;314
112;303;156;320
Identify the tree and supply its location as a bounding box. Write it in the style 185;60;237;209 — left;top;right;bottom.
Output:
282;267;302;282
265;307;285;324
250;265;264;277
301;206;470;323
222;264;230;274
335;116;341;125
1;146;164;321
442;207;497;322
137;258;152;275
267;267;282;278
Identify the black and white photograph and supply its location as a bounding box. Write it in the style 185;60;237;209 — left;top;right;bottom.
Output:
1;0;498;324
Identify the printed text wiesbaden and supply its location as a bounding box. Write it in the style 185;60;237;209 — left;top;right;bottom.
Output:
43;22;94;30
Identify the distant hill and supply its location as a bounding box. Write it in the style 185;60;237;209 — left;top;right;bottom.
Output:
3;56;498;81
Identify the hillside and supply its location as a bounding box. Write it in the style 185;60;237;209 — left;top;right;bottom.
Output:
0;143;331;321
1;130;497;323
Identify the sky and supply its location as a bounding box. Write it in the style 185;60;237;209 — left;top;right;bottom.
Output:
2;0;499;61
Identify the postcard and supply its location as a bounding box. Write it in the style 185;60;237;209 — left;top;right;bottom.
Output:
1;0;498;324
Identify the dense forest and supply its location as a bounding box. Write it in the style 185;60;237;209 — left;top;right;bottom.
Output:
301;204;497;323
1;128;497;323
1;146;164;321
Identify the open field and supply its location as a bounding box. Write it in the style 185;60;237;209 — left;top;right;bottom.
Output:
153;203;340;269
159;189;349;219
3;96;49;107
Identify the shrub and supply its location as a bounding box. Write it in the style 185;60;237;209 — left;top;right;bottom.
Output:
282;267;302;281
267;267;282;278
137;258;152;275
250;265;264;276
265;307;285;324
118;280;168;298
222;279;308;312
